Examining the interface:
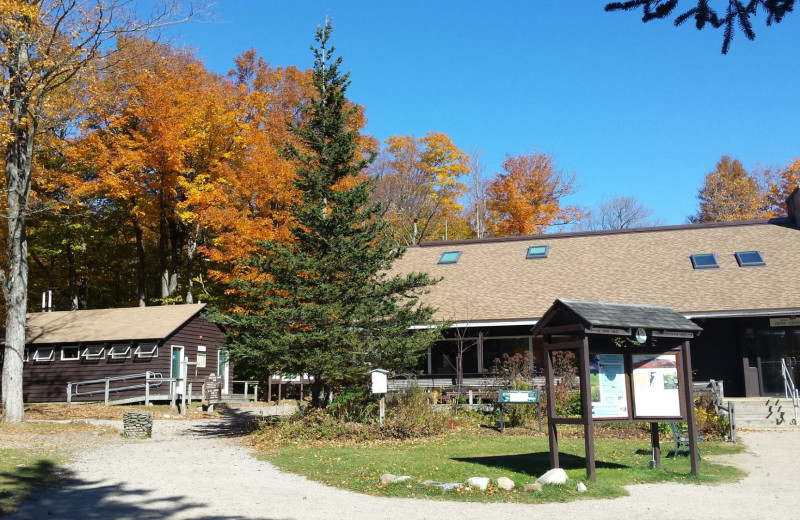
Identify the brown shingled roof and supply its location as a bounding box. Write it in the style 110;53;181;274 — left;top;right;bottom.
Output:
390;219;800;323
24;304;207;344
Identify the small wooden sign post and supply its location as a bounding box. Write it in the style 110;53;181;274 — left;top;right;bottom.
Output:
371;369;389;427
204;373;223;412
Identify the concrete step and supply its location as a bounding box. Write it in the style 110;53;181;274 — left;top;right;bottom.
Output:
726;398;799;428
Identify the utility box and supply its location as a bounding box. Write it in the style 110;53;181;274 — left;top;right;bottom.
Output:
371;369;389;394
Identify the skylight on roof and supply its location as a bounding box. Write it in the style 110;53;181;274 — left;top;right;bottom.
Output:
734;250;765;267
526;245;549;259
690;253;719;270
438;251;462;264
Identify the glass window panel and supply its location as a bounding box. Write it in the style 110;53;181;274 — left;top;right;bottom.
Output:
526;245;549;259
429;341;478;374
734;250;765;267
438;251;462;264
690;253;719;269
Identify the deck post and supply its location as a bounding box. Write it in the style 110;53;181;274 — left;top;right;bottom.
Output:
188;382;193;406
244;381;249;401
145;373;150;406
181;381;187;416
67;383;72;405
254;383;259;402
104;378;110;406
170;380;177;410
268;377;273;403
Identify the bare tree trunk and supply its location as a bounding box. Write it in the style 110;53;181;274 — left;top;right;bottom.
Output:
132;215;147;307
185;223;198;304
67;245;79;310
159;202;170;300
2;79;35;422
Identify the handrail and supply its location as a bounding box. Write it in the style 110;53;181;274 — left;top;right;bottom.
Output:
69;371;163;397
781;358;799;425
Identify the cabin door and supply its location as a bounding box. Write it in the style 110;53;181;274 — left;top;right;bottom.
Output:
171;345;186;395
218;350;229;394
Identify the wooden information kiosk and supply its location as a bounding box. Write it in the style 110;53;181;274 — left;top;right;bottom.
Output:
532;299;703;482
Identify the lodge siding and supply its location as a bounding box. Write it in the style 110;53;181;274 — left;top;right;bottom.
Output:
18;311;225;403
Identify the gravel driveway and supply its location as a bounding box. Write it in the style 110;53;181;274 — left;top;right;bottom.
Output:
5;409;799;520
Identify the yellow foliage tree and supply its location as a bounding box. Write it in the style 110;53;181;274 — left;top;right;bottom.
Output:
486;151;579;236
371;131;469;244
690;155;769;223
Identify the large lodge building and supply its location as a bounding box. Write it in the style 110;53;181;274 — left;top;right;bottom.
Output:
390;189;800;398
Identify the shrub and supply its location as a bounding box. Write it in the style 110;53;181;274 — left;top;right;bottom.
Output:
383;385;455;438
328;385;378;423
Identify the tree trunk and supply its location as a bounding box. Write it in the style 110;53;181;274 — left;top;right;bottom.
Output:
2;89;35;423
67;245;78;310
185;223;198;304
159;204;170;300
132;215;147;307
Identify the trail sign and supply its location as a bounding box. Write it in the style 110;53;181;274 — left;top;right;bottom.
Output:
499;389;539;403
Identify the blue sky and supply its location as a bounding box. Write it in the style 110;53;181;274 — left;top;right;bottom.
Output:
163;2;800;225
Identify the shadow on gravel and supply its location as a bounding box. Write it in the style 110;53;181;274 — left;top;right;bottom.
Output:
180;406;262;439
452;452;627;476
6;473;289;520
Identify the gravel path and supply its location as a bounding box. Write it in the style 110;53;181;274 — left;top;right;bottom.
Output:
6;410;799;520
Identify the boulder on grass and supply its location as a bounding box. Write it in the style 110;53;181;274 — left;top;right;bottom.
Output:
467;477;490;491
576;481;587;492
496;477;515;490
535;468;568;485
523;482;543;492
380;473;397;484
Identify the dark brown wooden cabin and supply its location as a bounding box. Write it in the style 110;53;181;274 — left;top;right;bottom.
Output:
3;304;226;404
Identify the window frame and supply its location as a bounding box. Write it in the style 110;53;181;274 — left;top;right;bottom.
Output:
108;343;132;360
734;250;766;267
61;345;80;361
525;245;550;260
690;253;719;270
33;347;55;362
82;345;105;360
134;343;158;359
437;251;462;265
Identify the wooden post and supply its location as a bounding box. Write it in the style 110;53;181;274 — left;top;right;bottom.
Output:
104;377;110;406
499;404;505;434
188;382;193;406
268;376;273;404
244;381;249;401
544;343;560;469
379;394;385;427
145;373;150;406
170;379;177;410
681;340;700;475
67;383;72;405
650;422;661;468
181;381;187;416
277;381;282;402
254;383;258;402
578;337;596;483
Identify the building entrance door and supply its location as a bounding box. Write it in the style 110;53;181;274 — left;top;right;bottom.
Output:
756;329;800;396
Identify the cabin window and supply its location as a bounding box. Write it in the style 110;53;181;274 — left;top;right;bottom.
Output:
438;251;462;264
33;347;55;362
690;253;719;270
109;344;131;359
734;250;766;267
526;245;550;259
23;348;29;362
197;352;207;368
61;346;80;361
82;345;105;360
135;343;158;358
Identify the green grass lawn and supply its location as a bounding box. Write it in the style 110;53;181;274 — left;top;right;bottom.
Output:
0;422;89;514
258;433;744;503
0;448;65;514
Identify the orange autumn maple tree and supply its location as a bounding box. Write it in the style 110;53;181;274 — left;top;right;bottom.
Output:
486;151;579;236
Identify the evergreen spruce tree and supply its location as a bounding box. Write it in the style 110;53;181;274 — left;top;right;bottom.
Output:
224;22;440;406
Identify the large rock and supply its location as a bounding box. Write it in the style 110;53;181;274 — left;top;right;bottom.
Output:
380;473;397;484
523;482;543;492
535;468;568;485
496;477;515;490
467;477;490;491
576;481;587;492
